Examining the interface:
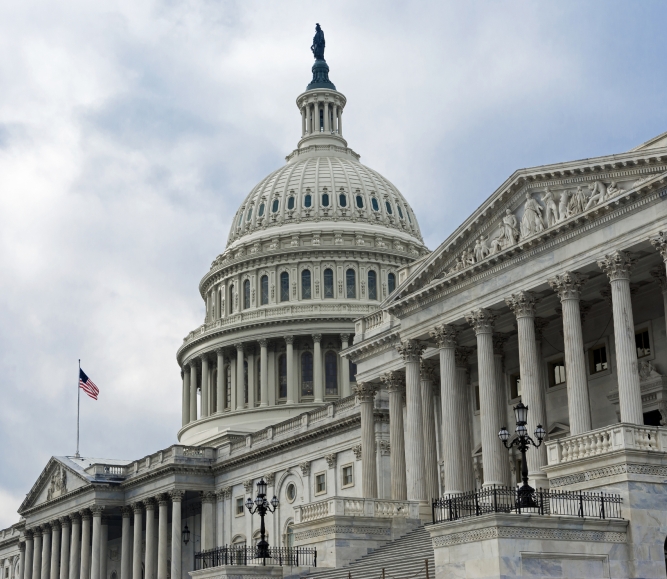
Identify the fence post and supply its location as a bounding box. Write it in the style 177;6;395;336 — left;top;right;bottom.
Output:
314;548;317;567
493;485;497;513
600;492;606;519
578;491;584;518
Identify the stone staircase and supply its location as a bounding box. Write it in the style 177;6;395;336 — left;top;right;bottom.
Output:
303;526;435;579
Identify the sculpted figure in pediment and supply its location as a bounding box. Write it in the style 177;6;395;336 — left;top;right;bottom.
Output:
558;190;569;222
607;181;622;198
542;188;560;227
567;186;587;216
584;180;608;210
474;236;490;262
500;209;519;247
520;193;545;238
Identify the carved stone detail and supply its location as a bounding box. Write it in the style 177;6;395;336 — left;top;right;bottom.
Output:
200;491;215;504
380;371;404;394
354;381;378;402
549;271;586;301
455;347;473;368
492;333;509;356
430;324;457;349
243;480;254;493
597;250;636;281
395;339;424;363
651;231;667;260
352;444;362;460
168;489;185;502
324;454;337;468
650;266;667;291
218;487;232;500
378;440;390;456
299;462;311;477
466;308;495;334
46;464;68;501
505;291;537;319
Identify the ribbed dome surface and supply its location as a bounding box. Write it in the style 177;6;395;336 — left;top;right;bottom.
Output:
226;148;423;247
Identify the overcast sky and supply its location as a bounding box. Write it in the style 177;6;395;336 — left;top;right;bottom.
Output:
2;0;667;527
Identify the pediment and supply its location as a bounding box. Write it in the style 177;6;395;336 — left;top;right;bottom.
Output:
631;130;667;152
19;457;91;513
386;146;667;307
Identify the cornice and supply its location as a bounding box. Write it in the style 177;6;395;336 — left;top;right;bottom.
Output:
345;329;401;363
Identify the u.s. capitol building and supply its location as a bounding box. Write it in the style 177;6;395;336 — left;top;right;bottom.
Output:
3;26;667;579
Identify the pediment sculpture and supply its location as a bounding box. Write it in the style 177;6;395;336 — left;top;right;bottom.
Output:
46;464;68;501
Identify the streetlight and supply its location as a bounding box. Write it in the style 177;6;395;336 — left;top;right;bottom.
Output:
182;524;190;545
498;401;545;508
245;478;279;561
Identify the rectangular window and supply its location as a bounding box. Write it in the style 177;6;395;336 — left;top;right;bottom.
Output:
474;384;480;411
589;345;608;374
636;329;651;358
235;497;244;516
510;373;521;400
548;359;566;387
315;472;326;495
342;464;354;488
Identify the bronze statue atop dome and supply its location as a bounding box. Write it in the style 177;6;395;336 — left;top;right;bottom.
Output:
311;23;325;60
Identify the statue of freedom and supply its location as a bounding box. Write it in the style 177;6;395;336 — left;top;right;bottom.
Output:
311;23;325;60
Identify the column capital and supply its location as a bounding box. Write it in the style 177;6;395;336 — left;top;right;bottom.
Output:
89;505;104;516
143;497;156;510
283;335;294;345
131;502;143;514
69;512;81;524
169;489;185;502
455;346;474;368
258;338;268;348
78;509;91;521
215;347;225;356
650;231;667;260
396;339;424;363
505;291;537;319
548;271;586;301
354;381;378;401
243;479;254;493
651;266;667;291
597;250;636;281
40;523;52;534
59;516;70;528
49;519;60;531
187;358;200;369
234;342;244;352
299;462;311;477
200;353;211;364
324;453;337;468
19;542;26;553
217;487;232;500
156;493;170;506
120;506;132;518
31;527;42;538
340;333;350;342
24;529;34;540
466;308;496;334
199;491;215;504
492;333;509;356
430;324;458;349
380;371;404;393
264;472;276;486
312;334;322;343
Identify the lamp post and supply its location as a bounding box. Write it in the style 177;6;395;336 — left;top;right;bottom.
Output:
245;478;279;561
498;401;545;508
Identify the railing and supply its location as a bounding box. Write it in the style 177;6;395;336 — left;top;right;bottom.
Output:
194;545;316;569
546;423;667;465
295;497;420;523
432;486;622;523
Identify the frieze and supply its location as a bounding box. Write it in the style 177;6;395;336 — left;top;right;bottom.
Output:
432;526;626;547
294;525;391;541
549;462;667;487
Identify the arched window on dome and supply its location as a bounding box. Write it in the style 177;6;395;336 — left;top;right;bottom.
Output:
388;273;396;295
280;272;289;302
322;192;330;207
323;269;334;298
397;205;404;219
371;197;379;212
385;201;393;215
246;207;253;221
229;284;234;314
346;269;356;299
258;203;265;217
272;199;280;213
356;195;364;209
287;196;295;210
260;275;269;305
237;213;243;228
301;352;313;397
339;193;347;207
243;359;249;405
368;270;377;300
325;351;338;395
304;194;312;208
243;280;250;309
301;269;311;300
406;209;412;223
226;364;231;410
278;354;287;399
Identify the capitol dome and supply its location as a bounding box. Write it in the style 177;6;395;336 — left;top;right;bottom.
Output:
176;38;428;446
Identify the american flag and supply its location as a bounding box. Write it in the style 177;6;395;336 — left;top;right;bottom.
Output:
79;369;99;400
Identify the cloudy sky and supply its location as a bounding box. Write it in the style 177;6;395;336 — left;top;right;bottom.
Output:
2;0;667;527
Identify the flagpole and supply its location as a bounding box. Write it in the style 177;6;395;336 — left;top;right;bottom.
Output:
76;359;81;458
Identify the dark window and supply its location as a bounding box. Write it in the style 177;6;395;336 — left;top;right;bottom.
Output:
322;193;330;207
243;360;248;404
342;465;353;486
549;359;566;387
304;194;312;208
339;193;347;207
316;473;326;493
397;205;404;219
278;354;287;398
349;360;357;382
287;196;295;210
474;384;480;411
243;280;250;309
325;351;338;395
388;273;396;294
301;352;313;396
247;208;253;221
371;197;379;211
237;213;243;227
644;409;662;426
260;275;269;305
356;195;364;208
280;272;289;302
301;269;311;299
636;329;651;358
589;345;608;374
324;268;334;298
272;199;279;213
385;201;393;215
346;269;356;298
368;270;377;300
319;107;324;130
226;365;231;409
229;284;234;313
258;203;265;217
510;373;521;399
257;358;261;404
406;210;412;223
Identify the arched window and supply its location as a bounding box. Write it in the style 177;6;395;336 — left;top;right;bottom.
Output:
229;284;234;313
280;272;289;302
325;351;338;395
271;199;279;213
388;273;396;294
301;352;313;396
301;269;311;299
323;269;334;298
287;196;295;210
284;523;294;548
237;213;243;228
258;203;265;217
371;197;379;211
322;193;330;207
385;201;393;215
260;275;269;305
257;358;261;403
339;193;347;207
349;360;357;383
406;210;412;223
244;360;248;405
278;354;287;399
304;194;312;208
226;365;231;410
346;269;356;298
246;207;253;221
356;195;364;209
243;279;250;309
368;270;377;300
397;205;404;219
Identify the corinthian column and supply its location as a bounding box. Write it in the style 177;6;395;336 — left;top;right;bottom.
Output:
79;511;91;579
119;508;131;579
24;532;33;579
651;232;667;348
200;355;210;417
285;336;295;404
32;528;41;579
216;349;225;413
49;521;60;579
258;340;269;407
549;272;592;434
90;507;103;579
598;251;642;424
131;504;142;579
58;518;70;579
170;491;184;579
505;293;548;487
455;348;476;491
156;496;168;579
40;526;50;579
492;334;513;487
188;361;198;422
396;339;426;502
313;335;323;403
235;343;245;410
68;515;80;579
144;500;156;579
354;382;378;498
20;542;26;579
200;492;214;551
340;334;351;397
420;360;440;501
430;324;464;494
181;369;190;426
380;372;406;500
465;309;506;487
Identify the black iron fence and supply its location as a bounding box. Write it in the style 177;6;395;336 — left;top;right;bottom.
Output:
194;545;317;569
432;485;622;523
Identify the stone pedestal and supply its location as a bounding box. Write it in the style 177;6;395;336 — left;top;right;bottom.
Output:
189;566;283;579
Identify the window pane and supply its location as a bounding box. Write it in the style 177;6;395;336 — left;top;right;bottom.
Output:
339;193;347;207
257;359;261;403
368;271;377;300
272;199;279;213
322;193;330;207
385;201;393;214
397;205;404;219
258;203;265;217
246;208;252;221
371;197;379;211
591;346;608;374
356;195;364;208
287;196;295;210
304;194;312;208
636;329;650;358
325;351;338;395
301;352;313;396
302;269;311;299
261;275;269;305
388;273;396;294
280;272;289;302
279;355;287;398
229;284;234;313
324;268;334;298
243;360;248;404
243;280;250;309
226;365;231;409
346;269;356;298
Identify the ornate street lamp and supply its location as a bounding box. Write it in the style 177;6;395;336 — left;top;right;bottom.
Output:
498;401;545;508
182;524;190;545
245;478;279;561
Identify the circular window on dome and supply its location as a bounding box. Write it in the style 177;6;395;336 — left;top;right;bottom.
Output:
286;483;297;503
272;199;280;213
304;194;312;208
322;193;330;207
339;193;347;207
371;197;379;212
356;195;364;209
287;196;295;210
396;205;404;219
385;201;393;215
